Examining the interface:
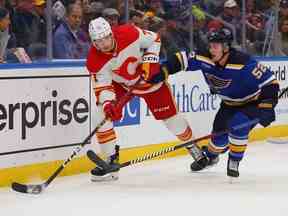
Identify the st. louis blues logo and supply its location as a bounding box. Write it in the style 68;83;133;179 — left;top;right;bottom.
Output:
205;73;232;90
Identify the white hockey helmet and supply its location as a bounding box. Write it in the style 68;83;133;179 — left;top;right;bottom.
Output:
89;17;112;41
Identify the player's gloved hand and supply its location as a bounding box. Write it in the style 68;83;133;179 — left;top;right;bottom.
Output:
148;51;188;84
258;83;279;127
103;100;123;121
258;99;276;127
138;54;160;82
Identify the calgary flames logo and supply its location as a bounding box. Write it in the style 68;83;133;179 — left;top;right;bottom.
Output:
113;56;141;80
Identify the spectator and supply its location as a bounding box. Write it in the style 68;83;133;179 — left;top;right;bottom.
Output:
221;0;240;23
81;1;105;35
158;19;190;58
53;3;90;59
246;12;266;55
5;0;18;19
52;0;66;21
279;17;288;55
0;0;5;8
52;1;66;32
246;0;256;14
247;13;265;31
141;9;164;30
207;19;224;31
280;0;288;19
0;8;10;62
0;7;17;63
117;0;134;20
145;0;165;18
85;1;104;20
219;0;241;43
98;0;117;8
33;0;47;44
102;8;120;27
201;0;226;16
27;42;47;61
129;9;145;28
12;0;46;49
157;21;180;58
73;0;90;14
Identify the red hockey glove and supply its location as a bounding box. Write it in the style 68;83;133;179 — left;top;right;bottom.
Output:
103;100;123;121
139;54;160;81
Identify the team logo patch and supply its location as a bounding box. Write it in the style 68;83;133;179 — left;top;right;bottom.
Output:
205;73;232;89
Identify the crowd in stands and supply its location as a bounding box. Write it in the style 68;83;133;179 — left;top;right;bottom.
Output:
0;0;287;63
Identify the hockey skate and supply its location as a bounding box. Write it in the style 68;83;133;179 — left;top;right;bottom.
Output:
91;146;120;182
187;144;219;171
190;155;219;171
227;157;240;178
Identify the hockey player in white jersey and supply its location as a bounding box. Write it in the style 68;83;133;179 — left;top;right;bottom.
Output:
86;17;203;181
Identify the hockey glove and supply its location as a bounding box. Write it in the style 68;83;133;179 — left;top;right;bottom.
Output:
257;83;279;127
148;51;187;84
139;54;160;82
257;99;276;127
103;100;123;121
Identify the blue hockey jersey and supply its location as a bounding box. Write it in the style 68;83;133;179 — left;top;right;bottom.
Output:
180;48;276;105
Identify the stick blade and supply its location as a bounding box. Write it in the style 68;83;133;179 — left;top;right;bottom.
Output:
12;182;44;194
87;150;110;169
87;150;120;172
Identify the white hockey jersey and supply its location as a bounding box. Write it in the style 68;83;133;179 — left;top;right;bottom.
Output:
86;24;162;104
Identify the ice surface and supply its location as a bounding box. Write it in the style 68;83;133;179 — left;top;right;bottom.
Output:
1;141;288;216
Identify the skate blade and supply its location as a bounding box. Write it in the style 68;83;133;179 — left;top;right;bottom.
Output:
227;176;239;184
190;163;217;173
91;173;119;182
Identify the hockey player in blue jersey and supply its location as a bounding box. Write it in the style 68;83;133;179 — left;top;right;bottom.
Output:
151;28;279;178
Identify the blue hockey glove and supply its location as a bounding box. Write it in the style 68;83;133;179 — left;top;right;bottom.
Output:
258;99;276;127
258;83;279;127
148;51;187;84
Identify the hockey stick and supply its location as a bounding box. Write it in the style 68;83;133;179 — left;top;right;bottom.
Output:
266;136;288;144
11;118;107;194
11;84;136;194
87;119;259;172
278;86;288;99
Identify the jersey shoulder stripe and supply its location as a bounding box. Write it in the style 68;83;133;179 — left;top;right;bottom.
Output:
196;55;215;66
225;64;245;70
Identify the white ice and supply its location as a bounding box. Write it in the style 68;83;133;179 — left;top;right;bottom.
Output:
1;141;288;216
